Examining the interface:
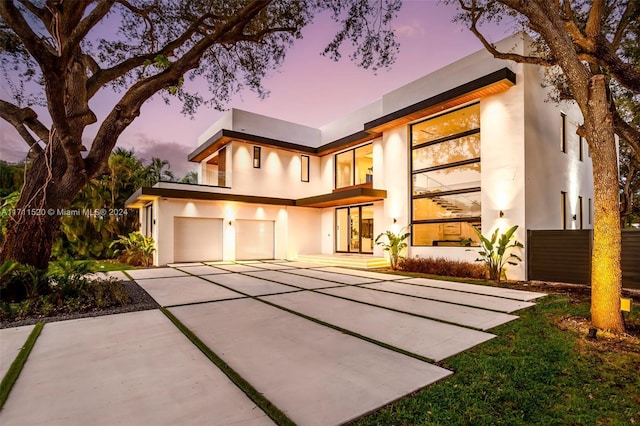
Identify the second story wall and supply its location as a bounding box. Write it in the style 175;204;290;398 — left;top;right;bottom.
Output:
523;64;593;231
221;141;322;199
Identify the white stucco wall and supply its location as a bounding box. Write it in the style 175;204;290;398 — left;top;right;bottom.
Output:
320;100;383;144
523;64;593;232
226;142;322;199
143;194;323;265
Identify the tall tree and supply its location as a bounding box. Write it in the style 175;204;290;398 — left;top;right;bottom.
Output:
451;0;640;332
0;0;400;270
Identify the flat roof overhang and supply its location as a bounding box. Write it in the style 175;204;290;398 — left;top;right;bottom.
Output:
125;186;296;208
188;129;318;163
296;187;387;208
364;67;516;133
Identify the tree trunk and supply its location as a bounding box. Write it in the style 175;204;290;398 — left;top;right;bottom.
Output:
587;75;625;333
0;144;83;270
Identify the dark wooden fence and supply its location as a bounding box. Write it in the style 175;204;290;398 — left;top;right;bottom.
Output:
527;229;640;290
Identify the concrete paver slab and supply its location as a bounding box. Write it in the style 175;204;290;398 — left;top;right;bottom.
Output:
213;264;265;273
125;267;188;280
202;273;300;296
251;262;295;270
136;276;244;306
319;266;409;281
170;299;451;426
0;325;35;379
319;286;518;330
275;261;325;268
363;281;535;313
261;291;495;362
177;265;232;275
403;277;547;301
167;262;204;267
244;270;344;289
0;311;274;426
283;268;380;285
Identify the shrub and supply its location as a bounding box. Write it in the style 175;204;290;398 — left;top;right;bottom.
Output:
398;256;487;279
375;226;411;270
470;225;524;281
0;260;130;322
110;232;155;267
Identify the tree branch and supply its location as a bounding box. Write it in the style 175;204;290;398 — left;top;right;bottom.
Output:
0;100;49;154
611;103;640;161
0;1;56;69
62;0;116;60
611;0;637;50
86;11;219;98
457;0;558;66
85;0;276;176
585;0;605;39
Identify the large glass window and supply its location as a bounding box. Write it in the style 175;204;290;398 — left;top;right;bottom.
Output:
411;103;481;246
335;143;373;189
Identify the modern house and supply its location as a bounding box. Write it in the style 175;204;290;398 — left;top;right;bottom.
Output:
126;34;594;280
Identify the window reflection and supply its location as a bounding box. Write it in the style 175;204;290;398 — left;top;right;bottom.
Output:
410;103;481;247
411;104;480;146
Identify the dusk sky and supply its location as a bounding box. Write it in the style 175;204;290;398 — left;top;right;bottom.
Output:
0;1;514;177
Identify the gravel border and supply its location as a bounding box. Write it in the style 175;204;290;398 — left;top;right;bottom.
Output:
0;280;160;329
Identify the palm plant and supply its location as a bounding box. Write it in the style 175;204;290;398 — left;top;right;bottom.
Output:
375;226;411;270
472;225;523;282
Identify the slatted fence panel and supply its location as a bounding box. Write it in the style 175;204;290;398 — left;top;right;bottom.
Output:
622;229;640;290
527;230;592;285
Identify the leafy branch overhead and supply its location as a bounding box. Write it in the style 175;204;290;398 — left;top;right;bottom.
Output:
451;0;640;160
0;0;401;270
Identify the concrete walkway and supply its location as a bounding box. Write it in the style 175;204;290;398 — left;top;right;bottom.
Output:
0;262;545;426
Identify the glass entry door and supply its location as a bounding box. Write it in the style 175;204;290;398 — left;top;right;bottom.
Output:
336;205;373;254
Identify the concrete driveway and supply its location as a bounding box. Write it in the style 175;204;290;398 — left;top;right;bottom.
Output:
0;261;545;426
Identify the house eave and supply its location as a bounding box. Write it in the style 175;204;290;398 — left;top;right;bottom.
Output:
364;67;517;133
296;187;387;208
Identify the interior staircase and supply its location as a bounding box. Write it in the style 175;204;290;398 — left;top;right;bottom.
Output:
294;254;389;269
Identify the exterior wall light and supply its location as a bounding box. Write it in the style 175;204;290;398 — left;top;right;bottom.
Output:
228;220;232;226
499;210;505;218
572;214;577;221
393;218;397;224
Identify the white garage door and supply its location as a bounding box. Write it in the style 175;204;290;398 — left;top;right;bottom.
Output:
235;220;275;260
174;217;223;262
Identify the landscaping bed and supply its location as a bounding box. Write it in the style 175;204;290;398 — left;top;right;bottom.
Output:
1;279;158;329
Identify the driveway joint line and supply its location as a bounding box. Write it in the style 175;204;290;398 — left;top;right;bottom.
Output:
170;267;438;364
358;283;531;314
310;288;492;331
160;308;295;426
0;322;44;410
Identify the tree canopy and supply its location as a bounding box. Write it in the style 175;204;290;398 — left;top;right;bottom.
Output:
451;0;639;332
0;0;401;269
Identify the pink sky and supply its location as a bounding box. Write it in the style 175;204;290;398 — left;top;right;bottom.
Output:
0;2;513;177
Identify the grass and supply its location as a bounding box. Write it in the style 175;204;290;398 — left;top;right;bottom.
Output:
351;292;640;425
0;322;44;409
89;260;136;271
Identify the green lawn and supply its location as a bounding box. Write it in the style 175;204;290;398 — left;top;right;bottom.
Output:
88;260;136;271
352;289;640;425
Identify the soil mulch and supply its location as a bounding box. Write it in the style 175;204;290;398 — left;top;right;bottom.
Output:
0;280;159;329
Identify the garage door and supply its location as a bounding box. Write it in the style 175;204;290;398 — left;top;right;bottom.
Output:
174;217;223;262
236;220;274;260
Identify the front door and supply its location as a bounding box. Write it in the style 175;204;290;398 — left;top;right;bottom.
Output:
336;204;373;254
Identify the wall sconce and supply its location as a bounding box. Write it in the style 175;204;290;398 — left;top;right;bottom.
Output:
393;218;397;224
572;214;577;221
228;220;232;226
499;210;504;218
